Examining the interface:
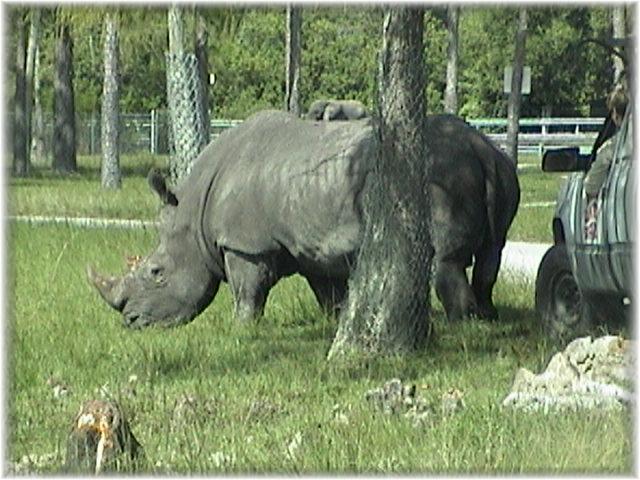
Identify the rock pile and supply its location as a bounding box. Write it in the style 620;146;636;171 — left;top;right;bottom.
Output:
503;335;633;412
365;378;465;427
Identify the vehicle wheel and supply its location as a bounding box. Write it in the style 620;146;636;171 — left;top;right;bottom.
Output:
535;245;592;340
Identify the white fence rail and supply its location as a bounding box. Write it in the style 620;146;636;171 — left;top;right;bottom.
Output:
30;112;605;157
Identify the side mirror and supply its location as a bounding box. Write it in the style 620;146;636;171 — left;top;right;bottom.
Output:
542;147;591;172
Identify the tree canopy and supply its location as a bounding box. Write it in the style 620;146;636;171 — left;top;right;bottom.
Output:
7;5;627;119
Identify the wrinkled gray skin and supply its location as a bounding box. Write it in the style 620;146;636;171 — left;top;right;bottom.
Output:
305;99;368;121
88;110;519;328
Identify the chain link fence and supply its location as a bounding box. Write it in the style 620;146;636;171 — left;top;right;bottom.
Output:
165;52;208;182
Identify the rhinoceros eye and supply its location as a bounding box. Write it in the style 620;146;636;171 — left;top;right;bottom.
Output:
148;265;165;284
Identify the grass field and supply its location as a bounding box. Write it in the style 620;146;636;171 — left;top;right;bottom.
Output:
6;153;632;474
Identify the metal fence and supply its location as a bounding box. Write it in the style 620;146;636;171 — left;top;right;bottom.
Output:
24;112;604;159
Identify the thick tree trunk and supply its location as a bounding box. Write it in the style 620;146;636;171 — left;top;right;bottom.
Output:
328;7;432;358
195;10;210;144
13;11;28;176
25;8;40;168
53;21;77;173
443;5;459;114
166;4;206;182
612;6;625;83
285;5;302;116
506;7;527;167
101;12;121;189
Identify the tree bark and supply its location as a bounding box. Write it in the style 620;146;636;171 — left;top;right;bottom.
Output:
506;7;527;167
443;5;459;114
194;9;210;144
328;7;432;358
25;8;40;168
101;12;121;189
53;19;77;173
166;4;206;182
31;40;46;165
285;5;302;116
13;10;28;176
612;6;625;83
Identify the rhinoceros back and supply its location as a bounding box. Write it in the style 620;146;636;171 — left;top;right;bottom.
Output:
181;110;376;274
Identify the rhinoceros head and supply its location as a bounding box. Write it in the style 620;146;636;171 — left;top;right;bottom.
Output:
88;170;220;329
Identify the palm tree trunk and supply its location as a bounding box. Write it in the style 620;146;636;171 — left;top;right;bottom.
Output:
328;7;432;358
53;19;77;173
25;8;40;168
13;11;28;176
506;7;527;167
612;6;625;83
101;12;121;189
31;41;46;165
444;5;459;114
194;9;210;144
166;4;206;182
285;5;302;116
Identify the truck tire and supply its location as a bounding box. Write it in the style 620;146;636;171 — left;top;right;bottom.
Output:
535;245;593;340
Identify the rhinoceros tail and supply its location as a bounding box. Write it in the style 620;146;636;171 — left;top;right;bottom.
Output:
470;132;499;245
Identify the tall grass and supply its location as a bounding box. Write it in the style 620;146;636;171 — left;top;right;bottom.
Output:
6;154;631;473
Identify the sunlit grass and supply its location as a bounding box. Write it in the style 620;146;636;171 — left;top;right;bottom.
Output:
6;223;632;474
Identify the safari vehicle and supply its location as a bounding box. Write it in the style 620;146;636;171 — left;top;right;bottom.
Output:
534;103;634;339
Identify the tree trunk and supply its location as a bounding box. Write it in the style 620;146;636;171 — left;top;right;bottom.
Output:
443;5;459;114
285;5;302;116
194;9;210;144
328;7;432;358
506;7;527;167
13;10;28;176
53;20;77;173
101;12;121;189
31;40;46;165
25;8;40;169
166;4;206;182
612;6;625;83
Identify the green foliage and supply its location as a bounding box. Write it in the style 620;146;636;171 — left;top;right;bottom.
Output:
7;6;626;118
210;8;286;118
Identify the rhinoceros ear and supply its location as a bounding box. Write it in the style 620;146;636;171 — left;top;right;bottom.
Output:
147;169;178;206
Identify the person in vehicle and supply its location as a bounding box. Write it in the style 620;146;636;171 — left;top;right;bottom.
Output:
583;82;628;240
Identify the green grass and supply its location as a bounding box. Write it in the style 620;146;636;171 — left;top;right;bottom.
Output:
7;154;631;474
8;154;167;220
10;153;565;243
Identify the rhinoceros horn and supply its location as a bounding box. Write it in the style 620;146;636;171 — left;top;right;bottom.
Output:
87;266;127;312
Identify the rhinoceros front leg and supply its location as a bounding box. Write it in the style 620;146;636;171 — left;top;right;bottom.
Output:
305;274;348;316
434;258;478;322
223;250;278;323
471;242;502;320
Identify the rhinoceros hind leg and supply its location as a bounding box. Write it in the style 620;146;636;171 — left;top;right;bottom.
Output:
223;250;278;323
305;274;348;317
434;259;477;322
471;243;502;320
